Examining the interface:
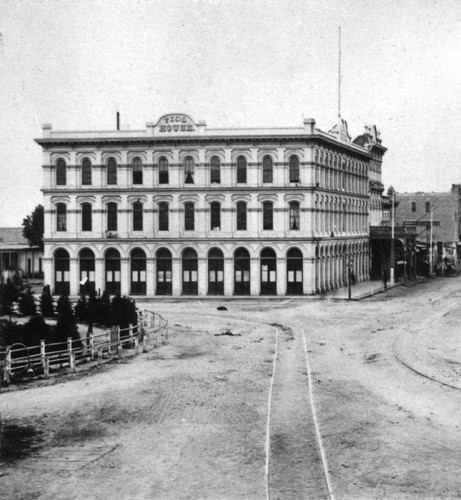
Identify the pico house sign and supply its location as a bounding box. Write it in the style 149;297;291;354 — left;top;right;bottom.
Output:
156;114;197;134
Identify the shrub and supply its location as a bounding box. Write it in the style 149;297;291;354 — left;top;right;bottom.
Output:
23;315;50;347
53;295;80;346
0;282;19;318
39;285;54;317
18;287;37;317
96;291;112;327
74;295;88;322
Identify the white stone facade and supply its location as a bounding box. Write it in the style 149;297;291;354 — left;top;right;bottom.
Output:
36;114;375;297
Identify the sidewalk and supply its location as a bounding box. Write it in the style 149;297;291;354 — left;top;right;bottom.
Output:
326;279;400;300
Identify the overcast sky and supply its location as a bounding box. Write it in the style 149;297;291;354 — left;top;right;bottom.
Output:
1;0;460;227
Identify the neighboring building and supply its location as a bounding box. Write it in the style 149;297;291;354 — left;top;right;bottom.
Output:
0;227;42;282
35;113;383;297
395;185;461;272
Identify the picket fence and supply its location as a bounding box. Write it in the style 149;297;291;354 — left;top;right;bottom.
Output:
0;310;168;386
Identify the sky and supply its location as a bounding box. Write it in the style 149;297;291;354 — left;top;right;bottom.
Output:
1;0;460;227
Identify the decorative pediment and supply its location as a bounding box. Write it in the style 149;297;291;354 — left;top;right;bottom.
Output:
328;117;351;143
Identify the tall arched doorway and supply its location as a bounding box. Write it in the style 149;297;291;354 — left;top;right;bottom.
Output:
182;248;198;295
287;248;303;295
54;248;70;296
105;248;121;295
79;248;95;294
131;248;146;295
260;248;277;295
208;248;224;295
234;247;250;295
156;248;172;295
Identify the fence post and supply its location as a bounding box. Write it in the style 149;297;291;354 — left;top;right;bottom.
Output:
97;348;102;367
134;337;139;355
129;323;133;348
40;340;46;374
44;357;50;379
117;327;122;359
89;333;94;360
3;347;11;384
67;337;73;369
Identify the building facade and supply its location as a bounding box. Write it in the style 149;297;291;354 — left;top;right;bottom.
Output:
36;113;381;297
395;185;461;271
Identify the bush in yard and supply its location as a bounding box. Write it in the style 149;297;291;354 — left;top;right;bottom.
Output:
39;285;54;318
96;291;113;327
18;287;37;317
0;319;22;347
0;281;19;318
52;296;80;348
23;315;50;347
111;295;137;330
74;295;88;322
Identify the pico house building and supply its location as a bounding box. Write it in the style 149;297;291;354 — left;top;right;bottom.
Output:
36;113;384;297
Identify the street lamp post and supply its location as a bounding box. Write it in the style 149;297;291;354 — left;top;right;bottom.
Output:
390;188;395;285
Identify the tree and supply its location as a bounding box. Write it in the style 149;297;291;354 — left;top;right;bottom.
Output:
23;315;50;347
18;287;37;316
39;285;54;317
0;282;19;319
22;204;44;251
53;295;80;346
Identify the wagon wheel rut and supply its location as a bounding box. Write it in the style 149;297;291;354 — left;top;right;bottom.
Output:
267;324;332;500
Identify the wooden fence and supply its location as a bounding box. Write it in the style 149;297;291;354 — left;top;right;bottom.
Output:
0;310;168;387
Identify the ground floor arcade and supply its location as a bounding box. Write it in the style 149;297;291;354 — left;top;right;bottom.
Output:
43;238;370;297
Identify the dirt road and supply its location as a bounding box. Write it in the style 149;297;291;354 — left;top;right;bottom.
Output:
2;278;461;499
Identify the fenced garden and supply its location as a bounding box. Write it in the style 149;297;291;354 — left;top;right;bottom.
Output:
0;284;168;388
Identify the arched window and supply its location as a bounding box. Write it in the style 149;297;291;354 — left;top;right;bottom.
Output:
56;159;66;185
236;201;247;231
56;203;67;232
156;248;172;295
82;158;92;185
234;247;250;295
184;202;195;231
159;157;169;184
182;248;198;295
210;156;221;184
208;248;224;295
107;203;117;231
132;157;143;185
237;156;247;184
54;248;70;295
131;248;146;295
289;156;300;183
81;203;92;232
263;201;273;230
107;157;117;185
263;155;273;183
289;202;300;230
210;202;221;230
133;202;143;231
184;156;195;184
260;247;277;295
79;248;95;294
159;202;169;231
105;248;121;295
287;247;303;295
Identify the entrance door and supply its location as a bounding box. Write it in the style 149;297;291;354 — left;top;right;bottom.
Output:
260;248;277;295
182;248;198;295
79;248;96;294
208;248;224;295
105;248;121;295
234;247;250;295
54;249;70;296
131;248;146;295
287;248;303;295
156;248;172;295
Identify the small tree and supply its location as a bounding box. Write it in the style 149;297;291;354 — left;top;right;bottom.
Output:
23;315;50;347
39;285;54;317
0;281;19;319
74;295;88;322
18;287;37;317
22;205;44;251
53;295;79;346
96;291;112;327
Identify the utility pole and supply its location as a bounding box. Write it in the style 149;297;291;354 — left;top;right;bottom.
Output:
390;188;395;285
429;204;433;275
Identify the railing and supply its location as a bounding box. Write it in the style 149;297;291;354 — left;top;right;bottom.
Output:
0;310;168;387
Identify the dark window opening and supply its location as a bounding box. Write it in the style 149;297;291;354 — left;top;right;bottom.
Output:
237;201;247;230
81;203;92;232
263;201;273;230
184;202;195;231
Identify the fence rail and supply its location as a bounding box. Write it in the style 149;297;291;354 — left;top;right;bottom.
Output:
0;310;168;387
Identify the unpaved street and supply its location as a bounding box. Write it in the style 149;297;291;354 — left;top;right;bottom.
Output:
2;278;461;499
